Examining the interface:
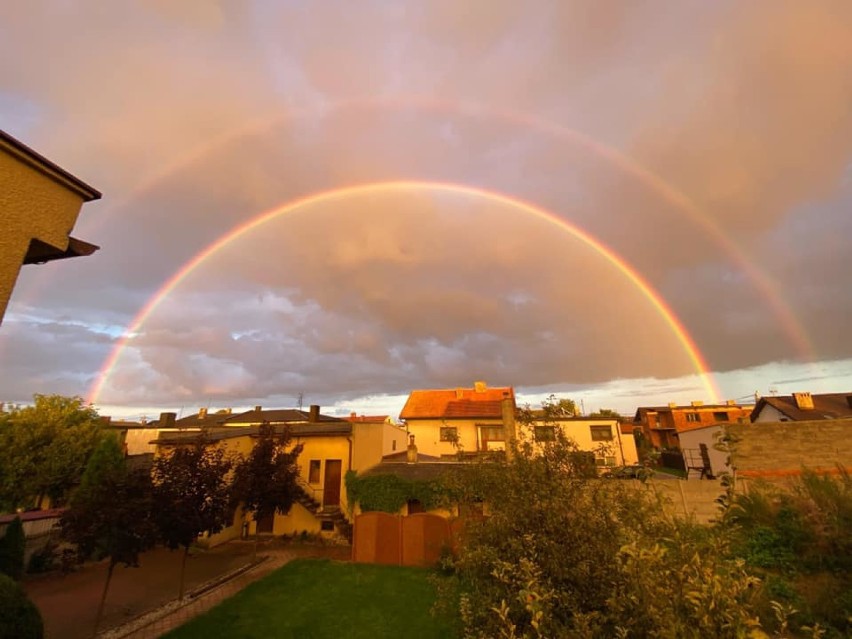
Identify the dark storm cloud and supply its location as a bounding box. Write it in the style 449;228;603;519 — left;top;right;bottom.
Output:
1;0;851;408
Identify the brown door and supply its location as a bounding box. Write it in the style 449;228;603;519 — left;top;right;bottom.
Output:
323;460;342;507
256;513;274;534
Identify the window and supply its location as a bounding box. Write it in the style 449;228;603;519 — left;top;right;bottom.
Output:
534;425;556;442
392;440;397;451
685;413;700;423
713;411;728;421
590;425;613;441
320;520;334;532
595;455;617;467
308;460;321;484
440;426;458;442
479;426;504;442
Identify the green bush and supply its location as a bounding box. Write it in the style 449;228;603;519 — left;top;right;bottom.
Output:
0;517;25;580
440;428;769;639
0;573;43;639
26;542;58;575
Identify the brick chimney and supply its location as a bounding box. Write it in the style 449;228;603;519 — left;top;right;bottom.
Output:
198;407;208;420
254;405;262;412
406;434;418;463
309;404;320;423
691;400;704;407
159;412;177;428
792;392;814;410
501;397;517;460
474;380;487;393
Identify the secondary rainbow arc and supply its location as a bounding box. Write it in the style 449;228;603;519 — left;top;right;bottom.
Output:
88;180;722;406
85;94;813;363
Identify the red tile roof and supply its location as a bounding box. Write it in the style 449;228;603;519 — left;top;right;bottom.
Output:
400;384;514;420
344;414;390;424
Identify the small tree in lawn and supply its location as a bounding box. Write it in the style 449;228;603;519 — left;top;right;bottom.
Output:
0;516;26;580
61;435;157;635
232;423;302;549
152;435;233;600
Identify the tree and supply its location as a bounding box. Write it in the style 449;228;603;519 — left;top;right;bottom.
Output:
61;436;156;635
589;408;621;418
231;423;303;538
0;574;43;639
0;395;103;511
0;517;25;580
152;435;233;599
541;395;577;418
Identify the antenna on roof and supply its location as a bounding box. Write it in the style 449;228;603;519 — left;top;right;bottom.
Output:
297;393;304;410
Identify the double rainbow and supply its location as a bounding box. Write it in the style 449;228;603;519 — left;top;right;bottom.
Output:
88;180;722;405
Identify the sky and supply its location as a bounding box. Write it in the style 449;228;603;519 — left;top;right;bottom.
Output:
1;0;851;420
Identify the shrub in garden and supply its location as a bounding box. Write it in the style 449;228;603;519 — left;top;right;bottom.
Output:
0;573;43;639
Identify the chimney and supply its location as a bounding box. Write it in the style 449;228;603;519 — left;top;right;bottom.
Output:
668;402;677;408
198;407;208;420
691;400;704;407
455;388;464;399
406;434;418;463
501;397;517;460
309;404;320;423
726;399;736;406
100;416;112;425
792;392;814;410
254;405;262;412
350;412;357;420
474;380;487;393
159;412;177;428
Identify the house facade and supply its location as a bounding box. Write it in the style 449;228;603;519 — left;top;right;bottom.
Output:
153;405;407;544
750;392;852;423
634;400;753;450
0;129;101;322
399;381;516;458
526;415;639;468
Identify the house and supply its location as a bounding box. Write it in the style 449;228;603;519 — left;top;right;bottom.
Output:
634;400;753;450
399;381;516;458
526;414;639;468
0;129;101;322
677;424;729;479
751;392;852;423
152;405;407;544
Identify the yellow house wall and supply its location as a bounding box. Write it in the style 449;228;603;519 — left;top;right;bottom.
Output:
405;418;506;457
0;149;90;320
525;419;638;466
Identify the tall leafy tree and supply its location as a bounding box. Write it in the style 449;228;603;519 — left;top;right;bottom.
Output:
232;423;303;536
0;395;103;511
152;435;233;599
61;436;156;635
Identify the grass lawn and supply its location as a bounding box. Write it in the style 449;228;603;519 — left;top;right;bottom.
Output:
163;559;458;639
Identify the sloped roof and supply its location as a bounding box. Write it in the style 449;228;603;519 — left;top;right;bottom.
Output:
359;461;467;482
223;408;344;424
400;385;514;420
153;421;353;446
751;393;852;422
344;414;391;424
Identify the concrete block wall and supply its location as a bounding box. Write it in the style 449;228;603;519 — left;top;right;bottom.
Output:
726;420;852;478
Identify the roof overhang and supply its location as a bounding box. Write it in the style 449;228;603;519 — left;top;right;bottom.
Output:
23;236;99;265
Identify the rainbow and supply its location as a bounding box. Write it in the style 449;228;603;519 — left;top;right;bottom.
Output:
88;180;722;405
81;95;814;363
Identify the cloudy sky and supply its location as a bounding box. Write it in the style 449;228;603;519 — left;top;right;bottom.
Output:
2;0;851;419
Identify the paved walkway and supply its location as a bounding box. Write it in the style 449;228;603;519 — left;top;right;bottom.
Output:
25;539;350;639
102;542;350;639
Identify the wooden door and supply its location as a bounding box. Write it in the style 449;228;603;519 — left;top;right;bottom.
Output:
323;460;342;507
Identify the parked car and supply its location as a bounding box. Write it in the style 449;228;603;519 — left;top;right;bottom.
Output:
602;465;652;480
